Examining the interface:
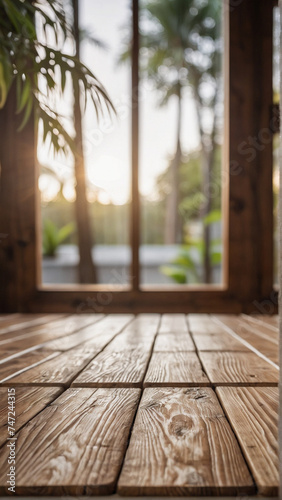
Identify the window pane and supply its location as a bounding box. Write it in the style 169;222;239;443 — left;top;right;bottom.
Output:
39;0;131;285
139;0;224;286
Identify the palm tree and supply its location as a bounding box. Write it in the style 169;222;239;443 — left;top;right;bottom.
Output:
0;0;114;284
126;0;221;280
71;1;110;283
72;0;97;283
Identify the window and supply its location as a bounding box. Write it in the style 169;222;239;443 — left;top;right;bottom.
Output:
0;0;276;313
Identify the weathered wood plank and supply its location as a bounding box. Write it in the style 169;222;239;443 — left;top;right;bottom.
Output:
154;333;195;352
71;316;159;388
105;333;153;352
214;315;278;344
255;315;278;328
0;314;104;353
217;386;278;496
0;387;62;447
118;314;160;337
118;387;255;496
44;314;133;351
199;352;279;385
0;314;65;335
0;388;140;495
226;315;278;344
158;314;188;333
0;349;61;384
188;314;228;335
102;314;159;352
72;347;151;388
241;313;278;338
0;315;97;343
192;332;249;351
0;314;102;344
5;344;100;387
144;352;209;387
0;314;20;322
213;315;279;363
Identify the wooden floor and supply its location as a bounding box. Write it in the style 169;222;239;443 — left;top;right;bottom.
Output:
0;313;279;496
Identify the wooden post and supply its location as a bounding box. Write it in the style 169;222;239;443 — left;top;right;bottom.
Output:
0;87;37;312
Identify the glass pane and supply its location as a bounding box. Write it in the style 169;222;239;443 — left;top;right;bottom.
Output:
273;6;279;286
39;0;131;285
139;0;224;285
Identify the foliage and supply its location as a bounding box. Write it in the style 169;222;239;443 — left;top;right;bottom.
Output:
43;218;74;256
155;146;221;229
137;0;222;107
161;209;222;283
0;0;114;154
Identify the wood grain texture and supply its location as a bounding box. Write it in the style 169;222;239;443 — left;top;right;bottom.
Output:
241;314;278;338
154;333;195;352
0;349;60;384
213;315;279;363
103;314;159;352
118;387;255;496
6;345;99;387
144;352;209;387
118;314;160;337
72;347;151;388
200;352;279;386
0;315;103;353
0;386;62;447
192;332;249;352
44;314;133;351
158;314;188;333
0;86;37;313
0;388;140;495
217;386;278;496
188;314;228;335
0;314;64;335
228;0;274;308
216;315;278;345
0;314;100;344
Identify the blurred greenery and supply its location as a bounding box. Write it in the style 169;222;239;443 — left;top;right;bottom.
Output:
43;219;75;257
160;209;222;284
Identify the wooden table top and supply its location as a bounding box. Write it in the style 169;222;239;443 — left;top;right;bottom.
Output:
0;313;278;496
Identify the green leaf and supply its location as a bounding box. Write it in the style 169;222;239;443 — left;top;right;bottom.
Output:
18;94;33;131
61;68;66;93
211;251;222;266
43;220;74;257
17;78;31;114
203;209;221;226
160;266;187;284
58;222;75;244
0;61;8;108
172;253;197;271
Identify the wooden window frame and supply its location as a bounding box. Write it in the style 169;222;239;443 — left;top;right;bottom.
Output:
0;0;277;314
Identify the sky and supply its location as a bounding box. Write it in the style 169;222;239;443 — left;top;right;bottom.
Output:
37;0;202;205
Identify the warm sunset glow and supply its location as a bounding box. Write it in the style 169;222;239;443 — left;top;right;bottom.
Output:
39;175;60;202
87;154;130;204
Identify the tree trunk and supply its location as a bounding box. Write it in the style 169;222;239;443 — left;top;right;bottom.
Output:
194;91;216;284
165;83;182;244
72;0;97;283
201;145;214;284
